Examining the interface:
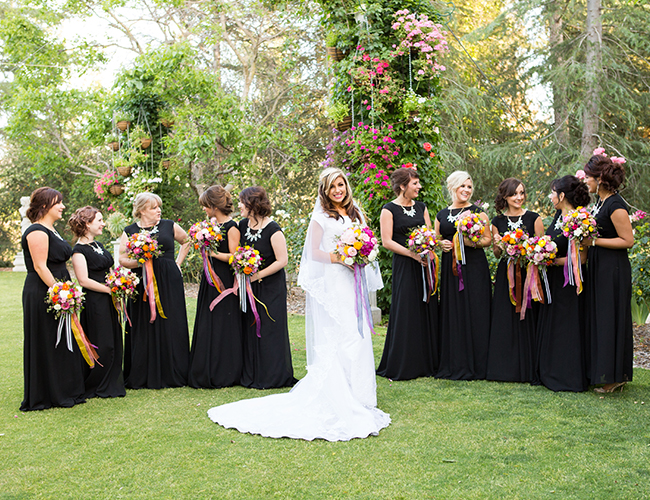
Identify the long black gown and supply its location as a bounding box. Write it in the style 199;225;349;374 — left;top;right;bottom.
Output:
586;194;633;385
20;224;85;411
486;211;540;382
72;242;125;398
377;201;438;380
239;219;296;389
535;210;588;392
124;219;189;389
436;205;492;380
189;220;243;388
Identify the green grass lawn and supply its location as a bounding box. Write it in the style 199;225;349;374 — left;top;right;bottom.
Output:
1;272;649;499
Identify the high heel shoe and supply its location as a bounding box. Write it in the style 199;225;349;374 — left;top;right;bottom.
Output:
594;381;627;393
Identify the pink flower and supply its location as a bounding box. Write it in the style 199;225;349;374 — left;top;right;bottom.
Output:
611;156;626;164
575;169;586;180
593;147;606;156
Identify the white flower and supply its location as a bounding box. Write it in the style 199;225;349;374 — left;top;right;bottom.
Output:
368;248;379;261
53;304;61;311
482;202;490;211
300;218;306;224
344;257;354;266
59;290;70;300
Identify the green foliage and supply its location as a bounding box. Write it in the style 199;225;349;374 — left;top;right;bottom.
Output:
630;221;650;319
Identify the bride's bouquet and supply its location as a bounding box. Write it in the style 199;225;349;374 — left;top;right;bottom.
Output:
106;266;140;335
126;230;165;322
561;207;598;294
407;226;439;301
519;235;558;319
452;210;486;291
46;280;98;367
334;223;380;266
188;219;225;291
334;223;380;337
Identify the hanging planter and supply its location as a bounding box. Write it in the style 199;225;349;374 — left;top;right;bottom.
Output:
336;116;353;131
116;121;130;131
116;166;132;177
326;47;346;62
108;140;120;151
130;125;152;149
161;159;171;169
140;137;152;149
109;184;124;196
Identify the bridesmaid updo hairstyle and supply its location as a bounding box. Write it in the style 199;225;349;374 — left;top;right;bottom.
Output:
239;186;272;218
446;171;472;202
390;167;419;197
199;185;233;215
132;192;162;219
584;154;626;192
68;206;100;238
494;178;525;214
318;167;361;222
551;175;591;208
26;187;63;223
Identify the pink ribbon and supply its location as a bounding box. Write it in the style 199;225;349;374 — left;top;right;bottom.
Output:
209;277;239;311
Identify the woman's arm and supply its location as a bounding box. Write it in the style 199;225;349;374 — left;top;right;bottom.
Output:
252;230;289;281
591;208;635;250
174;223;191;268
71;252;111;293
436;217;452;253
533;215;545;237
492;225;503;258
26;230;56;287
380;208;423;263
212;225;240;263
118;232;140;269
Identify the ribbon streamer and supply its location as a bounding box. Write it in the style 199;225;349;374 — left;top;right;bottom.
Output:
201;248;225;293
563;239;583;294
541;267;552;304
451;235;465;291
218;273;274;338
209;277;239;311
55;312;100;368
506;258;523;313
142;259;166;322
520;264;545;320
353;264;377;338
112;296;132;337
420;252;439;302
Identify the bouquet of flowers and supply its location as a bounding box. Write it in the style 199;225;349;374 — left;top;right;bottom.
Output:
519;235;558;319
126;230;165;322
452;210;486;291
498;229;529;313
46;280;98;367
334;223;380;337
334;223;380;267
500;229;528;260
230;245;262;276
407;226;439;301
105;266;140;335
561;207;598;294
188;219;225;291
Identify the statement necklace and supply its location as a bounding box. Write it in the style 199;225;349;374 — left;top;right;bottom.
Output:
51;228;64;241
591;196;608;218
245;224;263;242
554;215;564;231
90;241;104;255
505;211;525;231
447;206;467;224
401;203;416;217
139;220;160;235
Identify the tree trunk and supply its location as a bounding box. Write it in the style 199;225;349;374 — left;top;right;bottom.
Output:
581;0;602;158
548;2;569;150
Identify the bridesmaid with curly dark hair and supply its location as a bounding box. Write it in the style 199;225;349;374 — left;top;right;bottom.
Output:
238;187;296;389
486;178;543;383
583;153;635;393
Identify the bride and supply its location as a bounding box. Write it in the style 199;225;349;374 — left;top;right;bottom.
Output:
207;167;391;441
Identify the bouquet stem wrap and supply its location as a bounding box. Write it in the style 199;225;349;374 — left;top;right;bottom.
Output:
353;264;376;338
56;312;100;368
563;239;583;294
142;259;166;323
507;258;523;313
201;248;225;293
421;252;439;302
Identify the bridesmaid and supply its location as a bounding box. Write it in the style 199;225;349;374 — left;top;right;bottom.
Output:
119;192;191;389
435;171;492;380
238;187;296;389
486;179;543;382
70;206;125;399
377;167;438;380
583;154;635;393
535;176;590;392
189;185;243;388
20;187;85;411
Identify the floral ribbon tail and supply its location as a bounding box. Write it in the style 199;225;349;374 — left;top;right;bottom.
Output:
71;312;101;368
209;278;239;311
360;266;376;335
541;267;552;304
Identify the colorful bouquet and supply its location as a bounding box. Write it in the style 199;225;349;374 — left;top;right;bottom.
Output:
105;266;140;335
334;223;380;267
126;230;165;322
334;223;380;337
46;280;98;367
407;226;439;301
498;229;529;313
189;219;225;291
230;245;262;276
561;207;598;294
452;210;486;291
500;229;528;259
519;235;558;319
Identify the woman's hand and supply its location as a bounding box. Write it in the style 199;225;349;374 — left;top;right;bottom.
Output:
439;239;453;253
330;252;353;270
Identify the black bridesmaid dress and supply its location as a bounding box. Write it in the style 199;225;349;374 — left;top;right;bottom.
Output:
124;219;189;389
20;224;85;411
486;211;540;382
72;242;125;398
189;220;243;388
436;205;492;380
535;210;588;392
377;201;438;380
239;219;296;389
586;194;634;385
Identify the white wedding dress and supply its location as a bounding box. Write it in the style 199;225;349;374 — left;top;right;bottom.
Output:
207;203;391;441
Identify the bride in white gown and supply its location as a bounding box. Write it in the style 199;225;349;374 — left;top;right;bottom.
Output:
207;167;391;441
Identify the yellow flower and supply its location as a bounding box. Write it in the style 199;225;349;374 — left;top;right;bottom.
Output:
229;255;234;264
353;241;363;250
539;240;546;247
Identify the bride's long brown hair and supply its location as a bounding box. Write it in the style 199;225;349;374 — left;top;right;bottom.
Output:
318;167;361;222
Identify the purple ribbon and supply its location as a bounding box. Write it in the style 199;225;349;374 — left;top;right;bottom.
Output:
353;264;376;338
